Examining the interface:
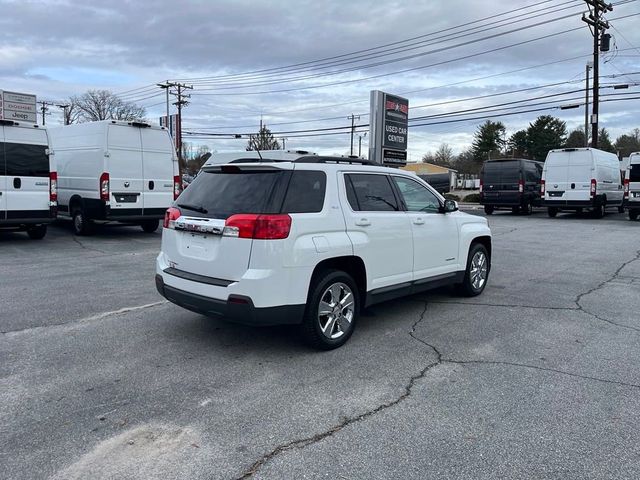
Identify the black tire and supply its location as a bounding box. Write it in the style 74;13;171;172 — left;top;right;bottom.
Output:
457;243;490;297
72;208;93;236
27;224;47;240
484;205;494;215
141;219;159;233
630;210;639;221
593;204;605;219
511;206;520;215
548;207;558;218
576;207;583;215
301;270;359;350
618;204;625;214
522;202;533;215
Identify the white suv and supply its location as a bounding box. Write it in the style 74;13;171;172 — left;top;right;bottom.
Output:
155;155;492;349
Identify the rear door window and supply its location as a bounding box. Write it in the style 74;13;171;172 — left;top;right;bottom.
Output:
629;164;640;182
4;142;49;177
483;161;520;183
281;171;326;213
177;169;283;219
345;174;399;211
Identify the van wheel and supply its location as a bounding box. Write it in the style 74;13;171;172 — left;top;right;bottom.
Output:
141;219;159;233
301;270;358;350
511;206;519;214
457;243;490;297
630;210;639;221
547;207;558;218
593;204;605;219
484;205;494;215
72;208;93;236
27;225;47;240
522;202;533;215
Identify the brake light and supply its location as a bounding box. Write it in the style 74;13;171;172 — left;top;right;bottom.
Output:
479;179;483;193
173;175;182;200
518;179;524;193
590;178;597;198
49;171;57;203
624;179;629;198
99;172;110;201
540;179;545;197
163;207;181;229
223;214;291;239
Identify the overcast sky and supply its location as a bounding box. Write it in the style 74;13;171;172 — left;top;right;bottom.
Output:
2;0;639;159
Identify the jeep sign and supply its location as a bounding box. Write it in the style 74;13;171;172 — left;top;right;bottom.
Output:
369;90;409;167
0;90;37;123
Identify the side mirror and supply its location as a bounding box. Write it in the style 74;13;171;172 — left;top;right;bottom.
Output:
442;199;458;213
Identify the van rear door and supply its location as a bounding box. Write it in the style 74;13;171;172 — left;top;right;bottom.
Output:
565;151;593;201
141;128;175;216
107;124;143;212
3;126;50;219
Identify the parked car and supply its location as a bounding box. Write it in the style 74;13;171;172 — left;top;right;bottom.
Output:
0;120;56;239
48;120;180;235
624;151;640;221
155;154;492;349
479;158;543;215
418;173;450;194
542;147;624;218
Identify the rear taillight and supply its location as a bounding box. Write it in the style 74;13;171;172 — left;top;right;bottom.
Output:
624;179;629;198
540;179;545;197
99;172;110;201
518;179;524;193
223;214;291;239
49;171;57;203
590;178;597;198
173;175;182;200
163;207;181;229
479;180;483;193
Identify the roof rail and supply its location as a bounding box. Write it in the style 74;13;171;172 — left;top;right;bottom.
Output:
295;155;374;165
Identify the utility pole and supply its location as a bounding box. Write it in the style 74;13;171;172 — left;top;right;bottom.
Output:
168;83;192;174
582;0;613;149
358;132;367;157
157;81;176;133
280;137;286;150
56;103;70;125
584;63;592;146
348;114;360;155
37;101;53;125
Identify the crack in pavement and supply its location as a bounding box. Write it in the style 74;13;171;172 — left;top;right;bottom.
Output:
71;235;108;255
574;249;640;333
429;300;578;312
1;301;169;335
235;302;442;480
444;359;640;390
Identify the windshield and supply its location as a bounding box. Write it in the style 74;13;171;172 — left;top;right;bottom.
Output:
177;169;282;219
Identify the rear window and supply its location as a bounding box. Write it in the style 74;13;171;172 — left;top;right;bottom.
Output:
177;169;282;219
629;164;640;182
281;171;326;213
482;161;520;183
2;142;49;177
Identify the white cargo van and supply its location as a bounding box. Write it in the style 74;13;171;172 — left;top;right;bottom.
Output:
624;152;640;220
48;120;180;235
542;147;624;218
0;120;57;239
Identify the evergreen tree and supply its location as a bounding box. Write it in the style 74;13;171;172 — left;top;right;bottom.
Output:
507;130;528;157
565;129;587;148
246;124;280;151
615;128;640;157
471;120;506;163
526;115;567;162
597;128;616;153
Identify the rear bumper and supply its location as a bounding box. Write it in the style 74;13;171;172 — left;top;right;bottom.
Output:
0;208;56;227
480;192;540;207
155;274;305;326
544;199;599;208
624;198;640;209
61;200;166;221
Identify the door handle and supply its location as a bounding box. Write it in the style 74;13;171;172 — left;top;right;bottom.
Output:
13;178;21;189
355;218;371;226
413;218;425;225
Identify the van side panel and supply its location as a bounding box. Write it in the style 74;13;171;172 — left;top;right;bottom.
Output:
0;127;6;220
140;129;176;215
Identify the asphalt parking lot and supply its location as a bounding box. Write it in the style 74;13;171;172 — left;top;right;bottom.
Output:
2;209;640;480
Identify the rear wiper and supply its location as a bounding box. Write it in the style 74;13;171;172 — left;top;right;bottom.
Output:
177;203;208;214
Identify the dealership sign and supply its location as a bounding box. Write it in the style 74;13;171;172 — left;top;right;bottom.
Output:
0;90;37;123
369;90;409;167
160;114;180;150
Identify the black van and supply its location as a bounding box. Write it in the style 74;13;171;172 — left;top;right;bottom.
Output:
479;158;543;215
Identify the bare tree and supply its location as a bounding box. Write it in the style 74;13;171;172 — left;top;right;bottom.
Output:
434;143;454;167
69;89;146;123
